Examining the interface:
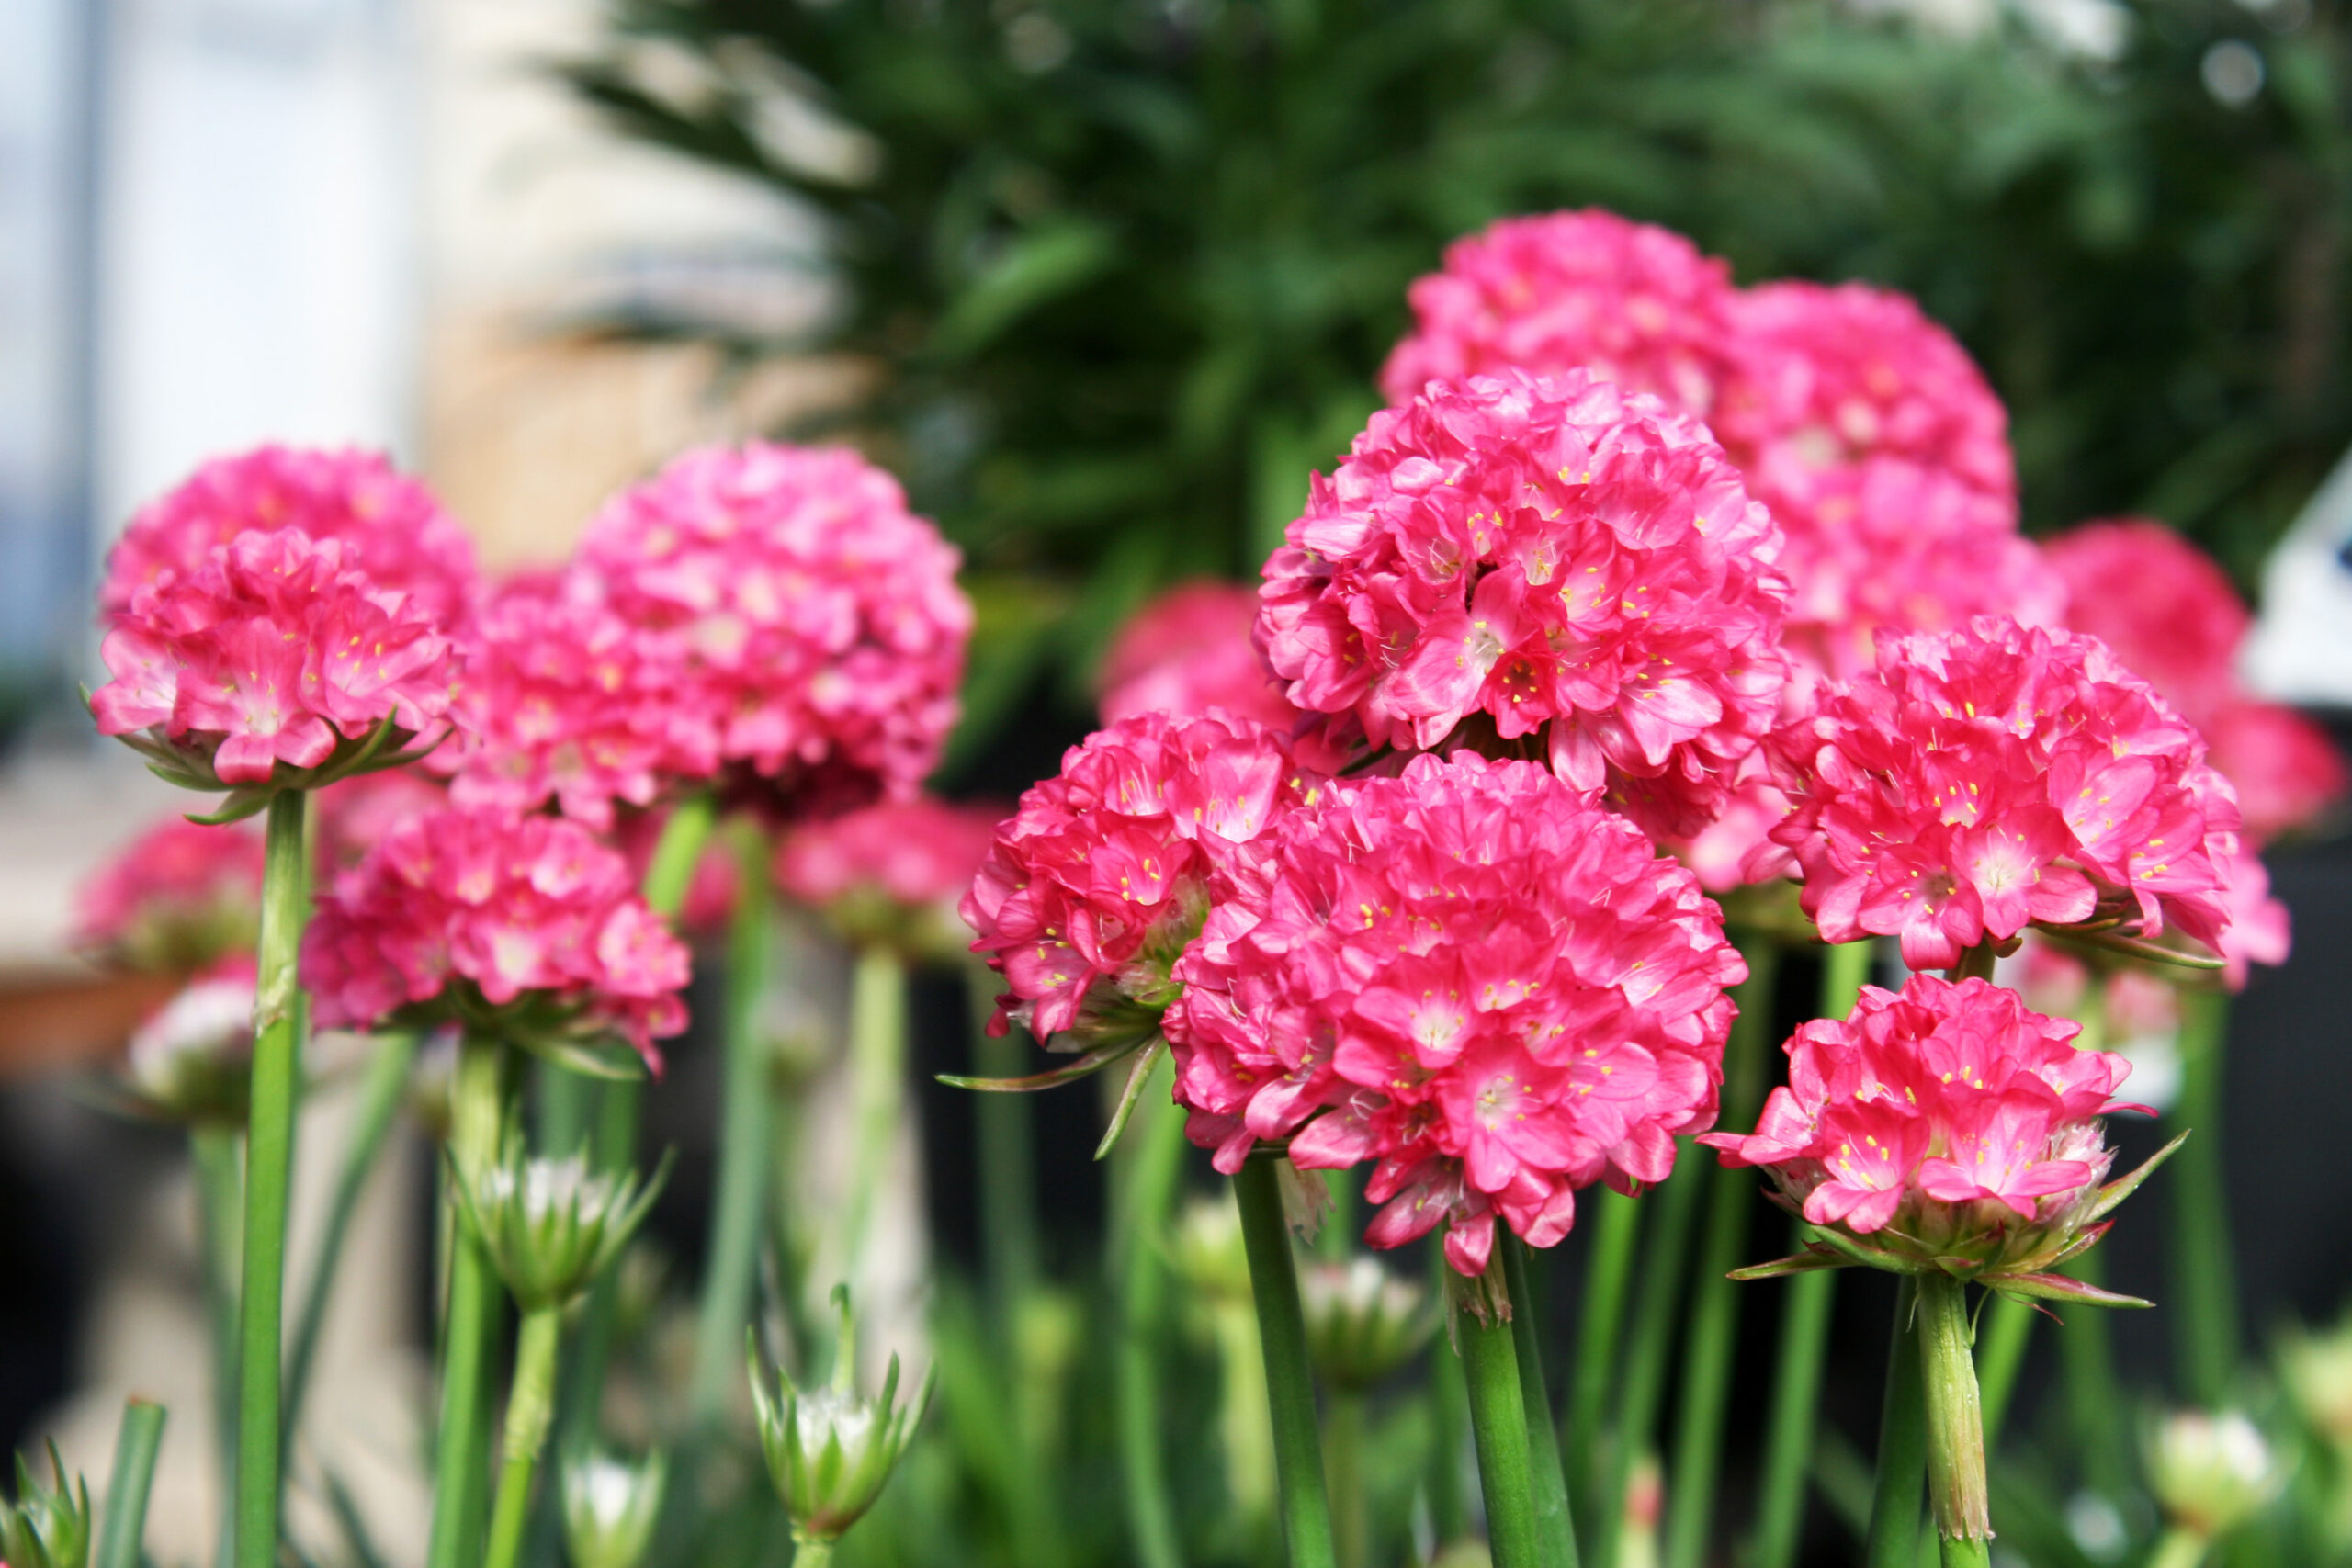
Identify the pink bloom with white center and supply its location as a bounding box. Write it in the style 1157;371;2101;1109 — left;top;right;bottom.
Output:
1167;751;1745;1276
1764;616;2244;970
301;805;691;1067
99;446;477;626
1703;975;2143;1279
75;818;264;972
1256;368;1790;840
1379;209;1738;417
90;528;458;788
577;443;971;818
1099;581;1298;730
961;711;1307;1045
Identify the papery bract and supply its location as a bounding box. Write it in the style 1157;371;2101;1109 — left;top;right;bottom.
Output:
1168;751;1744;1275
1099;580;1297;730
75;818;264;972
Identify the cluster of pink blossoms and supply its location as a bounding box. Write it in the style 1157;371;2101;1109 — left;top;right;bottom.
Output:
75;818;265;972
1170;752;1745;1275
2048;518;2346;840
1760;616;2242;970
1098;580;1298;730
302;806;691;1066
963;712;1304;1045
1256;368;1790;840
1703;976;2141;1280
573;443;971;818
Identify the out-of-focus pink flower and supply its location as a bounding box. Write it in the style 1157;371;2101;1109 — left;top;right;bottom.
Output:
776;796;1001;960
1256;368;1789;840
91;529;458;791
2199;699;2346;842
1099;581;1296;729
962;712;1306;1046
1764;617;2243;971
75;818;264;972
99;446;477;626
1169;751;1745;1276
577;443;972;820
302;805;691;1068
2213;845;2291;991
1379;209;1738;416
1703;975;2150;1286
314;766;448;871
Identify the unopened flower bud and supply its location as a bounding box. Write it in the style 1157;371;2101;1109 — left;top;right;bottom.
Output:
2280;1315;2352;1450
1303;1258;1438;1392
452;1137;668;1314
748;1288;934;1547
1;1445;91;1568
1170;1194;1252;1306
560;1449;665;1568
2147;1411;2281;1540
117;958;256;1123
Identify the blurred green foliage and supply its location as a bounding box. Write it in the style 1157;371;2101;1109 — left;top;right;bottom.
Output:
570;0;2352;741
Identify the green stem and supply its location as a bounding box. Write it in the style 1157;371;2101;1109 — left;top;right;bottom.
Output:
1950;942;1998;984
426;1037;509;1568
2058;1247;2130;1499
98;1397;167;1568
792;1541;836;1568
1975;1294;2035;1447
1502;1236;1578;1568
1592;1134;1705;1568
1235;1155;1339;1568
285;1028;418;1438
1116;1078;1187;1568
1867;1280;1928;1568
2146;1527;2211;1568
482;1308;564;1568
1430;1243;1473;1545
232;790;308;1568
190;1123;242;1567
1453;1261;1543;1568
640;791;719;919
1567;1186;1638;1527
2172;988;2238;1406
1328;1388;1369;1568
1666;942;1781;1568
841;942;908;1283
1914;1274;1990;1561
687;826;777;1427
968;966;1042;1318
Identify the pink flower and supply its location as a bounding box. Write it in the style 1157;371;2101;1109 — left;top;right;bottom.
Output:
576;443;972;818
301;805;691;1067
776;795;1001;959
615;806;741;934
75;818;264;972
313;766;449;871
99;446;477;626
961;711;1307;1045
1380;209;1738;417
2199;699;2346;842
1099;581;1298;730
1257;368;1790;840
1703;975;2146;1283
1766;617;2244;970
91;528;459;792
1167;751;1745;1275
2213;844;2291;991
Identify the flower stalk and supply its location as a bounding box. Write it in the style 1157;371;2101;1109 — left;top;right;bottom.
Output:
426;1036;508;1568
189;1122;241;1557
1501;1236;1578;1568
96;1399;167;1568
1914;1272;1992;1567
1867;1280;1928;1568
842;942;908;1283
1567;1187;1637;1527
482;1307;563;1568
1234;1154;1338;1568
2173;987;2239;1404
1592;1145;1704;1568
1116;1083;1189;1568
232;788;308;1568
1453;1260;1544;1568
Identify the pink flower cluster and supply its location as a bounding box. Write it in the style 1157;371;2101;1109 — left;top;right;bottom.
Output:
962;712;1304;1043
1170;752;1745;1275
1099;581;1297;730
574;443;971;818
1257;368;1789;840
98;446;478;626
302;805;691;1066
2048;519;2346;840
1761;617;2242;970
1703;975;2132;1242
75;818;265;971
776;797;1000;911
92;528;458;786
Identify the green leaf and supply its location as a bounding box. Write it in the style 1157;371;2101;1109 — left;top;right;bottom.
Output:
930;220;1120;361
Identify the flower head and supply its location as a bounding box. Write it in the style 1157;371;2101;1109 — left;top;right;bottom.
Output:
74;818;263;973
1169;751;1744;1275
1380;209;1737;416
775;796;1000;961
1301;1258;1439;1392
313;765;448;871
577;443;971;818
119;956;258;1124
2201;699;2348;843
1099;580;1297;730
749;1288;934;1547
91;528;459;800
300;805;691;1072
98;445;477;626
562;1450;667;1568
0;1445;90;1568
2147;1412;2282;1540
1703;974;2166;1296
1763;616;2244;970
1257;368;1789;839
453;1135;667;1312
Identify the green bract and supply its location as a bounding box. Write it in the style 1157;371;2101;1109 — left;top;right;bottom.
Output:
450;1134;668;1314
560;1449;666;1568
1;1445;91;1568
748;1288;935;1546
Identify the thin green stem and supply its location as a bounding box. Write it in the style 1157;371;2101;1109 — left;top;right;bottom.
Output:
967;965;1042;1318
1975;1294;2035;1447
1753;1265;1836;1568
190;1123;242;1567
1867;1280;1928;1568
1502;1236;1577;1568
1914;1274;1990;1557
98;1398;167;1568
2058;1248;2130;1499
286;1028;418;1438
232;790;308;1568
1950;942;1998;984
2146;1527;2211;1568
1328;1388;1369;1568
1116;1077;1188;1568
688;826;778;1427
792;1541;835;1568
1592;1136;1704;1568
1430;1242;1473;1545
841;942;908;1282
483;1308;564;1568
640;791;719;919
426;1037;509;1568
1667;943;1781;1568
2172;987;2238;1406
1235;1155;1339;1568
1454;1261;1543;1568
1567;1186;1638;1526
